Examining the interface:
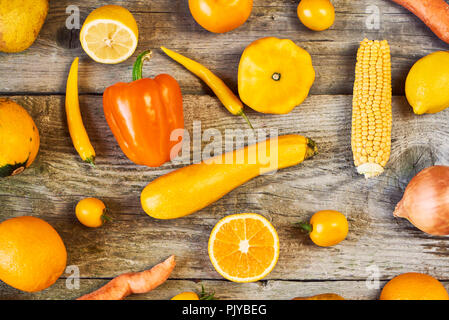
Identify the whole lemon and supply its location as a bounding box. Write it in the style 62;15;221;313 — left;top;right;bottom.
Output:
405;51;449;115
380;272;449;300
0;0;49;53
0;216;67;292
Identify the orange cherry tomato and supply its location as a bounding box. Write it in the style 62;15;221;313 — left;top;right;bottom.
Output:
297;0;335;32
75;198;109;228
188;0;253;33
299;210;348;247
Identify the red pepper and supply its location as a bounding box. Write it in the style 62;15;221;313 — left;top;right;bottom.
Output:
103;51;184;167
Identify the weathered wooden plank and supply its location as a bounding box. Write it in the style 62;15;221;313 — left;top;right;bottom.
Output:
2;278;448;300
1;94;448;287
0;0;447;95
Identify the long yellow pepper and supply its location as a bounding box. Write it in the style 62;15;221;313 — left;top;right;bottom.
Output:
65;58;96;165
160;46;252;128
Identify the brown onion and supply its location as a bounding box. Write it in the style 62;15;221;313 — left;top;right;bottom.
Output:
394;165;449;235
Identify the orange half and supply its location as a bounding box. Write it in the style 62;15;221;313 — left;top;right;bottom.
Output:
208;213;279;283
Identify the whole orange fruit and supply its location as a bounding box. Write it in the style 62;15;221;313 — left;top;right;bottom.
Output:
0;216;67;292
380;272;449;300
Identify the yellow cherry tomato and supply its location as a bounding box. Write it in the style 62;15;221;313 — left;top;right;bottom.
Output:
171;292;200;300
188;0;253;33
297;0;335;32
299;210;348;247
75;198;109;228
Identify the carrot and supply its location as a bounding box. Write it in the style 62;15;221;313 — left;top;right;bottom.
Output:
391;0;449;44
77;255;175;300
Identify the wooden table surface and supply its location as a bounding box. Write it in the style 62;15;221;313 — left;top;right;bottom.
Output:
1;0;449;300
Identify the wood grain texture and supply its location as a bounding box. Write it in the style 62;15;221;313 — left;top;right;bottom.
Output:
0;0;448;95
1;0;449;300
0;95;448;298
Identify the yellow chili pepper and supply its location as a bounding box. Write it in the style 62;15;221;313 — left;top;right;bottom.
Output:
160;46;252;128
65;57;96;165
297;210;348;247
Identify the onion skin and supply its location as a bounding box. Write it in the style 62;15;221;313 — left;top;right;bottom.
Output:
394;165;449;235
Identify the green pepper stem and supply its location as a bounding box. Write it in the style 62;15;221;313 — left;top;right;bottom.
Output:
237;110;254;130
101;208;113;224
85;156;95;167
132;50;153;81
296;222;313;233
199;285;217;300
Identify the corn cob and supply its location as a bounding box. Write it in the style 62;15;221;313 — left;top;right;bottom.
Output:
351;39;392;178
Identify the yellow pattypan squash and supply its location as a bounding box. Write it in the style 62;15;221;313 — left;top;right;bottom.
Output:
238;37;315;114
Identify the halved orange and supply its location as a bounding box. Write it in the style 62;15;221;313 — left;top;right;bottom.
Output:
208;213;279;283
80;5;138;64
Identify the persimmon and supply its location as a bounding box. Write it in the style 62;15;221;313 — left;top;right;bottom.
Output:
298;210;348;247
76;198;110;228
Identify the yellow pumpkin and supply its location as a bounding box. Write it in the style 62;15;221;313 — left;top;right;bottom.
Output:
0;99;40;177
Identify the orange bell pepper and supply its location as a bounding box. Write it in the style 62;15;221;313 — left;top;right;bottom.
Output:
66;57;96;166
103;51;184;167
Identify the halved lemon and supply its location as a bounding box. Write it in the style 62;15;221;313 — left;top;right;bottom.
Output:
208;213;280;283
80;5;138;64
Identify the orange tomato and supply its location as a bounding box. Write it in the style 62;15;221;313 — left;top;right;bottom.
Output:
76;198;109;228
297;0;335;31
298;210;348;247
188;0;253;33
